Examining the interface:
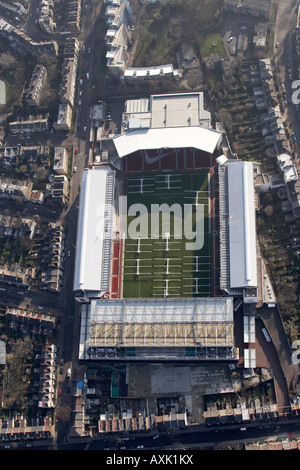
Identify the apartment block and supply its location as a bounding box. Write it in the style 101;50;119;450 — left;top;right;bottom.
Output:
26;65;48;107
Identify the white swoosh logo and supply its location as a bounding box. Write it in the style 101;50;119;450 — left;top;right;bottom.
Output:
144;151;172;164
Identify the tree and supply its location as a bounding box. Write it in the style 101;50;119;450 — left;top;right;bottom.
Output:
57;404;71;423
3;337;33;409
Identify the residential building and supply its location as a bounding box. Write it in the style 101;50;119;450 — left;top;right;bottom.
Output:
9;114;49;134
176;43;200;70
30;190;45;205
223;0;270;19
0;177;33;200
54;103;73;131
122;64;180;82
0;18;58;56
53;147;68;175
0;266;34;286
0;215;36;239
104;0;134;76
6;307;56;337
253;23;268;50
67;0;82;33
59;58;78;107
46;175;69;205
26;65;48;107
38;0;56;34
34;344;57;408
40;226;65;292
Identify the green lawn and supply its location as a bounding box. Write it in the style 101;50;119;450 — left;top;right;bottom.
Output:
123;172;211;299
197;32;226;58
134;20;168;66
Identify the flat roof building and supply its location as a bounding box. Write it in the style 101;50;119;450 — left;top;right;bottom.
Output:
150;93;211;128
79;297;237;361
53;147;68;175
74;167;115;300
218;159;258;302
120;92;212;132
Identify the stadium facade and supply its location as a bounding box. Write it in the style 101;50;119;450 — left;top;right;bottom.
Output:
74;92;259;363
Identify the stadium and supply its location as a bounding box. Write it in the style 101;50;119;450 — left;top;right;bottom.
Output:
74;92;258;363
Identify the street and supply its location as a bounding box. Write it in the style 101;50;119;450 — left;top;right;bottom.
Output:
4;419;300;452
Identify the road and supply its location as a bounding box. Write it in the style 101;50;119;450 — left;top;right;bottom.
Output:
53;0;106;444
5;419;300;452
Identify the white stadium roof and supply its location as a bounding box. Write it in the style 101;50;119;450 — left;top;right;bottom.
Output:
73;167;115;294
113;126;222;158
227;161;257;289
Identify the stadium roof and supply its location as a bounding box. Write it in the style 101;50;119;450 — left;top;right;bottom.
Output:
227;161;257;289
113;126;222;158
78;297;235;358
73;167;115;294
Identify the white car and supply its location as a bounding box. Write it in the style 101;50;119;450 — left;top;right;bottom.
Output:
227;36;233;43
73;167;77;173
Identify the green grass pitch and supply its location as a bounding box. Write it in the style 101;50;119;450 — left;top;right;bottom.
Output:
122;172;211;298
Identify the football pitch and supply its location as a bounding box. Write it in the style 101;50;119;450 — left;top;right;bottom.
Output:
122;172;211;298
